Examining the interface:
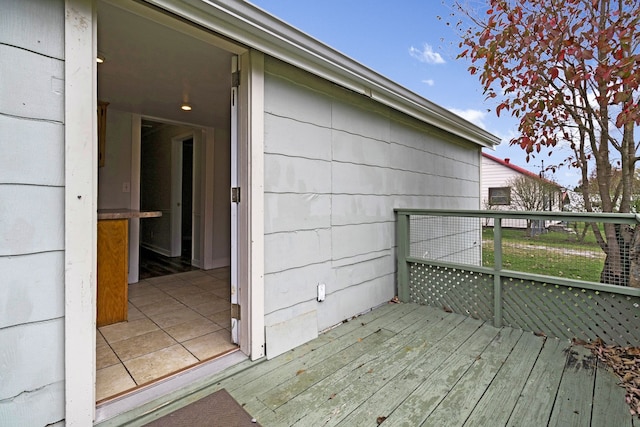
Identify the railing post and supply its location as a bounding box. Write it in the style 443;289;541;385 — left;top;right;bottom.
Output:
493;217;503;328
397;212;410;302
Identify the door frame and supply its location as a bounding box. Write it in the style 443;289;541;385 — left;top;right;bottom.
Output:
64;1;266;423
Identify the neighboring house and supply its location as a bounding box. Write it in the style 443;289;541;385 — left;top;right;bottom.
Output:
481;152;563;229
0;1;499;425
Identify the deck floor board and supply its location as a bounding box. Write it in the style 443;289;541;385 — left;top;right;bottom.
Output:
178;303;634;427
463;331;545;426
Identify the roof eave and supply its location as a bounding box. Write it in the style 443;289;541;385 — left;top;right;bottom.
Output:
146;0;501;148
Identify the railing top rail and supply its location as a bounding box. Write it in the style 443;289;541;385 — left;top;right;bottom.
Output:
394;209;640;224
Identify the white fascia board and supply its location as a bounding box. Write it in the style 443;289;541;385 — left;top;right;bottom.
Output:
146;0;501;148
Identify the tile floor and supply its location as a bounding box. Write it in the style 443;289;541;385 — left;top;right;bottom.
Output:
96;267;236;402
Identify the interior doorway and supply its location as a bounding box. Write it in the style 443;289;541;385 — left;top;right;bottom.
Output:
138;121;200;279
182;138;193;261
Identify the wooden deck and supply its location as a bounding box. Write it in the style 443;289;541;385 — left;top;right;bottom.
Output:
139;303;637;426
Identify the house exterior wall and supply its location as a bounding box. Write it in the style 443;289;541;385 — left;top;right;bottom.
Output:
262;57;481;357
480;155;523;209
0;1;66;425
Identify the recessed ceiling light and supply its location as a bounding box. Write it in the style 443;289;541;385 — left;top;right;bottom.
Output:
181;103;192;111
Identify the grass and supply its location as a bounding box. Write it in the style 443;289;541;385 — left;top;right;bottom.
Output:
482;225;606;283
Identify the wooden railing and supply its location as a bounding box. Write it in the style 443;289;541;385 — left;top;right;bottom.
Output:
395;209;640;346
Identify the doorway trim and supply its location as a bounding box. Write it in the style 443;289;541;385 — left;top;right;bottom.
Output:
64;0;97;425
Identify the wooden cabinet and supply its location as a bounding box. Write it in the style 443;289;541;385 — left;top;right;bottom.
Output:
97;219;128;327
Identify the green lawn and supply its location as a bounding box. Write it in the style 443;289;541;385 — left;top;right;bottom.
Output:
482;226;605;283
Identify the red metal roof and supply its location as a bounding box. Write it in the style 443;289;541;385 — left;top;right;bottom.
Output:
482;152;559;186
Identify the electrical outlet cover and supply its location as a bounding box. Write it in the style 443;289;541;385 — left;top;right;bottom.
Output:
317;283;326;302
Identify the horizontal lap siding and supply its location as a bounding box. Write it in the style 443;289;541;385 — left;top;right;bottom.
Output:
262;57;480;357
0;1;66;425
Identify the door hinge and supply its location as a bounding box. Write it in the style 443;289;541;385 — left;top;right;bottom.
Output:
232;70;240;88
231;187;241;203
231;303;241;320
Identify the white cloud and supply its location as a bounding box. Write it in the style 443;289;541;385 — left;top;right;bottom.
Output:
448;108;487;129
409;44;445;64
422;79;435;86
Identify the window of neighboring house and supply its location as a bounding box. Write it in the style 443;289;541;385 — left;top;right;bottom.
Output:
489;187;511;205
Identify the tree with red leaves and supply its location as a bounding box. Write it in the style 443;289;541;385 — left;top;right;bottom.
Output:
455;0;640;286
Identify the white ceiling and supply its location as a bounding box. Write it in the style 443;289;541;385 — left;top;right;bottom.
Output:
97;1;233;129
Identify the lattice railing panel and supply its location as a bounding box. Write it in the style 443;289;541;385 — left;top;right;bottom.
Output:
408;264;493;321
502;278;640;346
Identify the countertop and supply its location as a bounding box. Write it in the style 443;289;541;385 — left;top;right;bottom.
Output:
97;209;163;220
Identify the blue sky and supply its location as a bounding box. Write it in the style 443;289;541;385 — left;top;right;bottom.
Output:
248;0;581;188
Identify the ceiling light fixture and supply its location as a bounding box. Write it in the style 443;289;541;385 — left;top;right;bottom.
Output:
180;103;192;111
96;54;105;63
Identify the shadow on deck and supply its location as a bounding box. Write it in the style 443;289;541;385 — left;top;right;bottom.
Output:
136;303;636;426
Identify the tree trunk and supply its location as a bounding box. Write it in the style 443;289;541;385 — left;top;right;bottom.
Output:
600;224;635;286
628;226;640;288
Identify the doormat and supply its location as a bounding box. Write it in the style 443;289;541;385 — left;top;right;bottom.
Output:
143;389;261;427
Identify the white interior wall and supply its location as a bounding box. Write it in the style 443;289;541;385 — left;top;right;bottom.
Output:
98;108;133;209
261;57;481;358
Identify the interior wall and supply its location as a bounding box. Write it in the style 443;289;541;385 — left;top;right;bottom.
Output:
98;108;133;210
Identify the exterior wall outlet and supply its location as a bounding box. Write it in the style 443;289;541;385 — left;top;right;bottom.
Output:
317;283;326;302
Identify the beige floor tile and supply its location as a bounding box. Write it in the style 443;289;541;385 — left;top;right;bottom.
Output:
173;291;220;308
208;269;230;280
127;304;146;321
164;316;222;343
182;330;236;361
146;306;203;329
211;286;231;299
187;275;218;285
127;282;157;297
162;284;207;299
192;297;230;317
136;297;185;317
191;280;221;292
96;363;136;401
96;330;108;348
110;329;177;361
124;344;199;385
99;318;159;344
96;344;120;370
175;270;209;280
128;291;175;309
208;310;231;329
153;281;190;293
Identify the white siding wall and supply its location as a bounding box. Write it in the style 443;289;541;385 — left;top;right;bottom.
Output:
262;58;480;357
480;155;521;209
0;1;66;425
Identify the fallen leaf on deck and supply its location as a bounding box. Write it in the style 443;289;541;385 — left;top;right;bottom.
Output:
376;416;387;424
328;393;336;400
581;339;640;418
443;305;453;313
296;369;306;376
